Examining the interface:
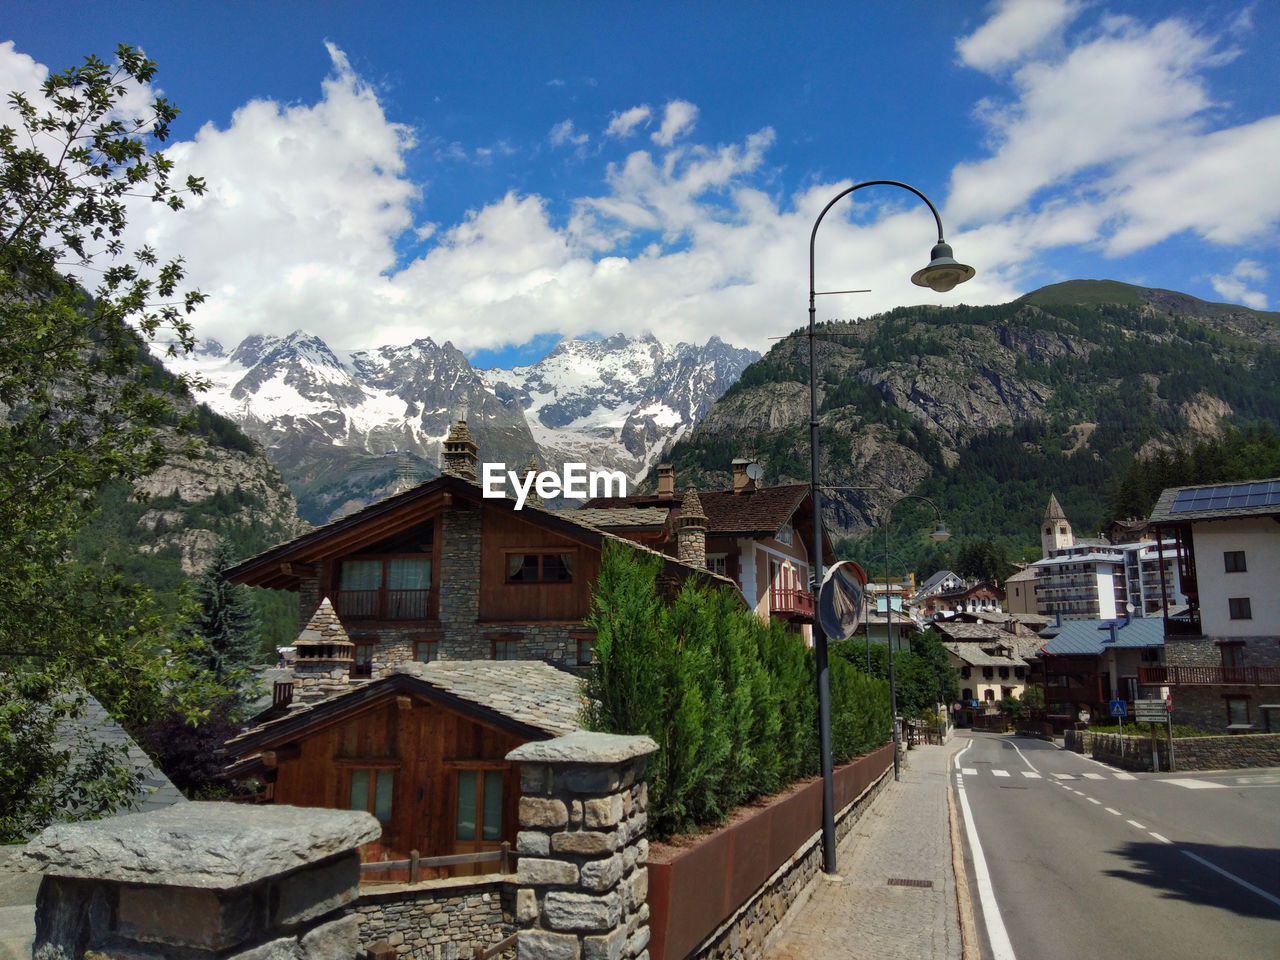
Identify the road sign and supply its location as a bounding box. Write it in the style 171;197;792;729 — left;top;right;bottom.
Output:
1109;699;1127;718
1134;700;1168;722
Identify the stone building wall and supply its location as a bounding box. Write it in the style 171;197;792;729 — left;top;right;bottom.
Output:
354;876;516;960
1067;729;1280;770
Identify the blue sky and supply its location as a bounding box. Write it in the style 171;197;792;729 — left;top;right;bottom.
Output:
3;1;1278;366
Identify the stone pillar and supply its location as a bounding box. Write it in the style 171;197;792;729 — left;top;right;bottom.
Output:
677;486;706;569
20;803;380;960
298;562;324;629
508;732;657;960
439;500;482;642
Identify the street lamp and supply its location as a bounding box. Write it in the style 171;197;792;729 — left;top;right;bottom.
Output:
884;495;950;782
808;181;972;874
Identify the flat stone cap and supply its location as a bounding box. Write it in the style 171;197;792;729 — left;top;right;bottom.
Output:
20;803;381;889
507;731;658;765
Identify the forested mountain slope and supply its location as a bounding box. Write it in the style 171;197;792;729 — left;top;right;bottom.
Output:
663;280;1280;574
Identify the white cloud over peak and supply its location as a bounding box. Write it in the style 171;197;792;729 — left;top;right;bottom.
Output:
651;100;699;146
605;105;652;138
550;119;589;147
957;0;1083;73
1211;259;1268;309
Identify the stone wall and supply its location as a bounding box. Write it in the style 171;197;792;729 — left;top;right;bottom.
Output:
354;875;516;960
1066;729;1280;770
508;732;656;960
20;803;379;960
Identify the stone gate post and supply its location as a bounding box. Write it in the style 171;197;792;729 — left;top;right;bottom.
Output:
507;732;657;960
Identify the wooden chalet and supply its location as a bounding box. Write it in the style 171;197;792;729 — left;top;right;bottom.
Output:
577;460;835;644
223;421;735;676
225;661;582;868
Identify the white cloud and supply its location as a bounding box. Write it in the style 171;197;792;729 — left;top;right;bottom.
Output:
1211;259;1268;309
957;0;1083;73
550;119;588;147
605;105;651;138
651;100;698;146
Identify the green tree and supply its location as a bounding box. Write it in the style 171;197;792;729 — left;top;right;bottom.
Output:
0;45;211;840
188;539;260;695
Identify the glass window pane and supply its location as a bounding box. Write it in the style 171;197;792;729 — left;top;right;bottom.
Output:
545;553;573;582
340;560;382;591
374;770;394;822
416;641;438;662
456;770;476;841
349;770;369;812
387;557;430;590
482;771;503;841
508;554;538;582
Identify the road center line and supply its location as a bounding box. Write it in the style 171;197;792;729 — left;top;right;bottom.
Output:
1127;819;1146;829
1182;850;1280;909
1150;832;1172;844
1087;797;1101;805
954;741;1017;960
1105;807;1121;816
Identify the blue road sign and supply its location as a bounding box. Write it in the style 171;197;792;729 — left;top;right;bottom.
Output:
1109;699;1127;717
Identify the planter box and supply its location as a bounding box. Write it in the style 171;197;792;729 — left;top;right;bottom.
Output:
647;744;892;960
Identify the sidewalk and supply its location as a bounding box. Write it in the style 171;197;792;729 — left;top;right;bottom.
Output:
0;846;38;960
764;733;972;960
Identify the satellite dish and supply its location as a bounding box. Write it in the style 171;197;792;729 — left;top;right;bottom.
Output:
745;462;764;481
818;560;868;642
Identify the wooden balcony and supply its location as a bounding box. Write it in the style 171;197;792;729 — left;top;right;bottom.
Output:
335;589;431;620
1140;665;1280;686
769;585;815;622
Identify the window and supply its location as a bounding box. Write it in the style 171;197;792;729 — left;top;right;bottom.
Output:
982;667;994;679
506;552;573;583
984;690;995;702
414;639;440;662
491;637;519;660
1228;597;1252;620
707;555;728;577
337;556;432;619
456;769;503;843
1224;550;1247;573
959;666;971;679
1014;667;1025;679
352;643;374;679
1226;698;1250;726
1221;643;1245;669
349;768;394;823
961;688;972;702
998;666;1009;679
575;634;595;666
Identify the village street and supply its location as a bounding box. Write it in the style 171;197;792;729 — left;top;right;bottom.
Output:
954;732;1280;960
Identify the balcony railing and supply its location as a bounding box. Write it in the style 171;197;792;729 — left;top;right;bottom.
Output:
1140;665;1280;686
335;589;431;620
769;585;815;622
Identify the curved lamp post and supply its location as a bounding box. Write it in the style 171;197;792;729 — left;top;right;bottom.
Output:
884;494;950;782
808;180;972;874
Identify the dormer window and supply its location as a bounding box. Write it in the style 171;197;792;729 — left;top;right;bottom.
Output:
777;522;793;546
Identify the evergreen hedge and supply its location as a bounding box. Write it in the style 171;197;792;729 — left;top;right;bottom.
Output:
580;542;891;839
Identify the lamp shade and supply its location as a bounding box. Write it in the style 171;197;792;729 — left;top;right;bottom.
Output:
911;241;975;293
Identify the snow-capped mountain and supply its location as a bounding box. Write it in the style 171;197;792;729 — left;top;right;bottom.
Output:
480;333;758;480
169;331;757;522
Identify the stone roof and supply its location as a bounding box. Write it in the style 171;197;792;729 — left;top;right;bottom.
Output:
944;643;1027;668
933;621;1011;642
582;483;812;539
229;660;585;757
294;597;352;649
571;507;671;528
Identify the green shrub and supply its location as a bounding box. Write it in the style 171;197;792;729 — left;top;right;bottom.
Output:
581;542;890;838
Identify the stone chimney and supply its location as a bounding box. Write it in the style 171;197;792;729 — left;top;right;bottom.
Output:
731;458;755;494
678;486;707;568
524;457;544;508
441;419;479;481
291;598;355;703
656;463;675;499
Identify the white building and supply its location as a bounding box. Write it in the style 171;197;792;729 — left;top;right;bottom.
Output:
1030;494;1184;621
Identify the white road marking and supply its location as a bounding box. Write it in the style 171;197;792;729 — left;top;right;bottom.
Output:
1105;807;1122;816
1087;797;1101;805
1183;851;1280;909
1150;832;1172;844
963;768;978;775
1021;771;1041;779
1082;773;1104;780
1127;819;1146;829
1162;778;1227;790
954;741;1018;960
1008;739;1040;775
1052;773;1075;780
993;769;1011;778
1113;772;1136;780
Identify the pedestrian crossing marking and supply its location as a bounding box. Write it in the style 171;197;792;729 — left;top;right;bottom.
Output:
962;768;977;775
1021;771;1042;779
1082;773;1105;780
1052;773;1075;780
993;769;1010;777
1162;778;1227;789
1113;772;1136;780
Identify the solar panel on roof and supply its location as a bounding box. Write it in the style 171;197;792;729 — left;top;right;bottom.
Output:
1170;480;1280;513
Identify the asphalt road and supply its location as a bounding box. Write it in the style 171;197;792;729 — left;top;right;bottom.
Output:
953;732;1280;960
